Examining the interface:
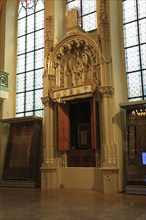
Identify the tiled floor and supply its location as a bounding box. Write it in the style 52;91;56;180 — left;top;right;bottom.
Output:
0;187;146;220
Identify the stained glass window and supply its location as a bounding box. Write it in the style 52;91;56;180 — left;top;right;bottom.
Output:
122;0;146;101
66;0;97;31
16;0;44;117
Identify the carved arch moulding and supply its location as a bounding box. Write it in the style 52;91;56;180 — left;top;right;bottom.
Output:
47;33;102;103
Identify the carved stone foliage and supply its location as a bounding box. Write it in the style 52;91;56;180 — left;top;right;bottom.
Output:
50;35;100;90
99;86;114;98
45;16;54;57
97;0;109;41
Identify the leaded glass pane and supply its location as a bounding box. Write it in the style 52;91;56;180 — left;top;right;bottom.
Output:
123;0;136;23
125;46;140;72
35;69;43;89
123;22;138;47
66;0;80;11
82;0;96;15
139;19;146;44
18;18;26;37
143;71;146;95
127;72;142;98
26;91;33;111
35;0;44;11
35;49;44;69
35;110;43;117
16;93;24;112
26;71;34;91
27;14;34;33
16;0;44;117
16;74;25;93
35;89;43;109
35;10;44;30
17;36;25;54
18;6;26;19
25;111;33;116
138;0;146;19
17;55;25;73
16;113;24;117
35;30;44;49
83;13;97;31
26;52;34;71
141;44;146;69
26;33;34;52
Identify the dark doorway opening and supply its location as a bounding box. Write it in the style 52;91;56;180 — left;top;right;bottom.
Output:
70;100;91;150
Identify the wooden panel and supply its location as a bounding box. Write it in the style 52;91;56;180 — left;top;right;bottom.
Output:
90;98;97;149
1;116;42;187
67;149;96;167
58;103;70;151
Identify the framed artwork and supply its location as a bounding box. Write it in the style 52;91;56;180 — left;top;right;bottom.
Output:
1;116;42;187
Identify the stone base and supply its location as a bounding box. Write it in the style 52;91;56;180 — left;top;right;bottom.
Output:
40;167;119;193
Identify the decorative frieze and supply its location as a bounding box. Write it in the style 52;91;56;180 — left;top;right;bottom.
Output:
0;70;9;100
45;15;54;57
97;0;109;40
99;85;114;98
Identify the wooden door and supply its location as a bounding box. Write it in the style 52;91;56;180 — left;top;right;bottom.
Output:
58;103;70;151
90;98;97;149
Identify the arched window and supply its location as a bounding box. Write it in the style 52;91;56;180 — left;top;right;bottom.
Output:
16;0;44;117
66;0;97;31
122;0;146;101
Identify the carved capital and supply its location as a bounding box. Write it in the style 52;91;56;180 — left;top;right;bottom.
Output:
41;95;54;107
99;86;114;98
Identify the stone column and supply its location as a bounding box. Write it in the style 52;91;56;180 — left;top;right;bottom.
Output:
97;0;118;193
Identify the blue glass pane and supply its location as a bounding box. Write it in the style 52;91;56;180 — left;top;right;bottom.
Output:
127;72;142;98
125;46;140;72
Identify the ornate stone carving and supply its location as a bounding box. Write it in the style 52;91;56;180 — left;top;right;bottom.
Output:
97;0;109;41
50;35;100;90
45;16;54;57
99;86;114;98
41;96;49;106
